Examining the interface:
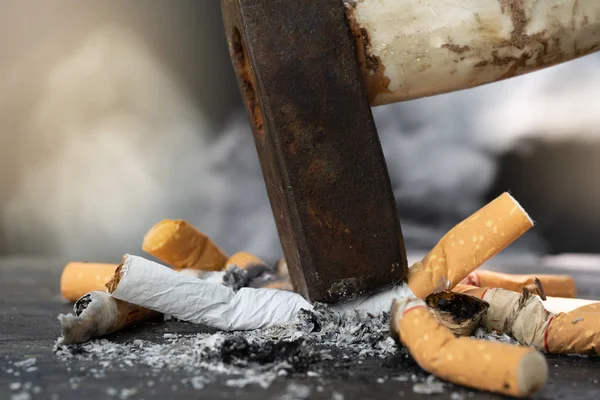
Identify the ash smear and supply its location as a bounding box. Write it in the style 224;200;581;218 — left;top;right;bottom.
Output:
53;306;402;390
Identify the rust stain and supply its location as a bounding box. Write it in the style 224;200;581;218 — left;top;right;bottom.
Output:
441;44;471;54
231;27;264;137
344;2;391;103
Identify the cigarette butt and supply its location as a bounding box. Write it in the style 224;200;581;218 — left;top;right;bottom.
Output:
60;262;118;302
408;192;533;299
461;271;576;298
224;252;293;291
391;298;548;397
226;252;266;269
58;291;160;344
142;219;228;271
545;309;600;355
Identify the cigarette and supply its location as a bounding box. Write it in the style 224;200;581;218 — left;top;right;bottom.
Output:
407;192;533;299
60;262;118;302
107;254;312;330
142;219;228;271
457;285;600;355
225;252;293;291
390;298;548;397
58;291;160;344
461;270;576;298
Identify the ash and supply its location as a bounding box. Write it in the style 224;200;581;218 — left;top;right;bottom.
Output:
53;305;398;390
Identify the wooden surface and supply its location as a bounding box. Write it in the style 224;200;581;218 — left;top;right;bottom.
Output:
1;256;600;399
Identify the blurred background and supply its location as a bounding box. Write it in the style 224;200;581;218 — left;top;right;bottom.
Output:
1;1;600;265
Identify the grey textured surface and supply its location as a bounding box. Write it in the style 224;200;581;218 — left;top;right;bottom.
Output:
1;256;600;399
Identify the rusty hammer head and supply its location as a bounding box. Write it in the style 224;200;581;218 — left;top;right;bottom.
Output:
220;0;408;304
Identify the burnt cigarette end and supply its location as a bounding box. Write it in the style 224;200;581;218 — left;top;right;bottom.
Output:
425;291;489;336
74;294;92;317
105;257;126;293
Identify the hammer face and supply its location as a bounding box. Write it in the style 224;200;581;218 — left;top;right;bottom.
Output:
221;0;408;303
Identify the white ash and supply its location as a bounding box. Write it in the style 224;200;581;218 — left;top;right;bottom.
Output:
280;383;312;400
473;328;519;345
332;391;345;400
53;305;396;389
13;358;36;369
412;375;445;395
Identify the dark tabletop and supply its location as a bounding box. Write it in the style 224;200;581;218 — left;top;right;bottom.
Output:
1;255;600;400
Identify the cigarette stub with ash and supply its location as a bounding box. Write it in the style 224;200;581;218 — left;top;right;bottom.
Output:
407;192;534;298
143;219;228;271
456;284;600;355
390;298;548;398
60;262;118;302
58;291;160;344
460;270;577;298
225;252;294;291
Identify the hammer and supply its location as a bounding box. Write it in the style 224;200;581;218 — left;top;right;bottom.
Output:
220;0;600;304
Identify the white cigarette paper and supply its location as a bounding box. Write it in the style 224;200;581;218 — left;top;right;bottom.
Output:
110;255;312;330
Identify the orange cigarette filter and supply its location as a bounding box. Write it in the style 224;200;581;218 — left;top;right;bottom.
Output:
408;192;534;299
60;262;118;302
462;270;576;298
142;219;228;271
391;298;548;398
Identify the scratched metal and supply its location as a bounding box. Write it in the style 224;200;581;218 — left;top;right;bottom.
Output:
220;0;408;303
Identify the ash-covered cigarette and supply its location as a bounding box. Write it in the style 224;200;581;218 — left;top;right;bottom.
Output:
58;291;160;344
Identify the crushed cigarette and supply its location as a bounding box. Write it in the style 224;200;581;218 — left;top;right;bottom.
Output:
142;219;228;270
457;285;600;355
407;192;534;299
107;254;312;330
60;262;118;302
390;297;548;397
58;291;160;344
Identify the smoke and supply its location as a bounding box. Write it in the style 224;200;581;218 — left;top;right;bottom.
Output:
2;24;600;262
2;28;217;260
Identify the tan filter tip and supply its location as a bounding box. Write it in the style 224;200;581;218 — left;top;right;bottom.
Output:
517;351;549;395
142;219;227;271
